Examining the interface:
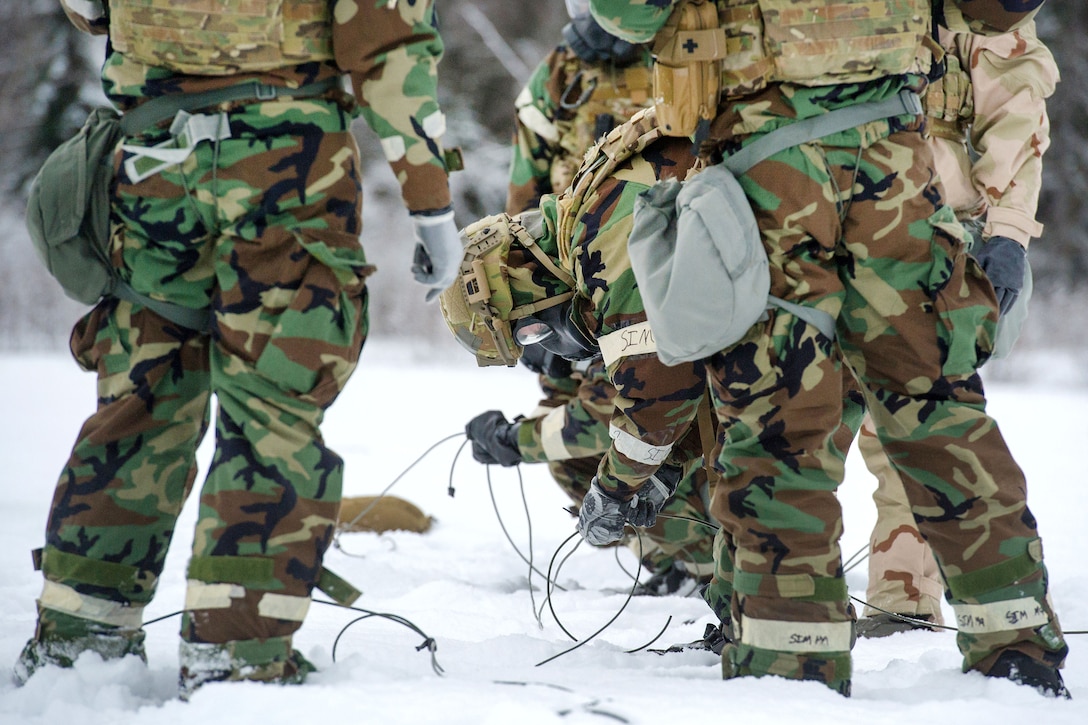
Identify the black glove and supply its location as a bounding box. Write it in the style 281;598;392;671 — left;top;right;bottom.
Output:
972;235;1026;316
520;344;574;379
562;13;643;66
465;411;523;467
576;466;682;546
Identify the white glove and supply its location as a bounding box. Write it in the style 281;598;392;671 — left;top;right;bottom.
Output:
410;207;463;302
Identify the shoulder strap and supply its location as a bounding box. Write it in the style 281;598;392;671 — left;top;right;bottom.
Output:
721;90;923;176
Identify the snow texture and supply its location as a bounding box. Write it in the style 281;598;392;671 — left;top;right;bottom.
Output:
1;342;1084;724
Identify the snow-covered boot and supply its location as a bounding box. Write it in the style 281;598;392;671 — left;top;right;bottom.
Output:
13;608;146;685
178;638;316;700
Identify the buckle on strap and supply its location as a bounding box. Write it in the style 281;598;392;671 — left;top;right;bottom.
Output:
121;110;232;183
253;82;279;101
896;88;924;117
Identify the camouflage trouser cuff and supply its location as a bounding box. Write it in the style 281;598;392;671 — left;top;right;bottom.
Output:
38;545;154;606
185;554;360;615
186;555;312;625
36;606;145;639
178;635;312;698
943;539;1066;669
726;570;855;691
945;539;1045;603
36;547;151;628
722;642;852;696
38;581;146;629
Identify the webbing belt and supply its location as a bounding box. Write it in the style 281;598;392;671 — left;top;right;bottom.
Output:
119;77;344;136
113;282;210;332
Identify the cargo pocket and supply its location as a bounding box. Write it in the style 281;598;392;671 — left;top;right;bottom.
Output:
254;227;374;404
927;207;997;377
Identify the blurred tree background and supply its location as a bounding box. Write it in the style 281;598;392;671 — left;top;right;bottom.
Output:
1;2;1084;376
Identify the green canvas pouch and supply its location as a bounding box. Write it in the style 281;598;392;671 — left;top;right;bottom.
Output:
25;106;122;306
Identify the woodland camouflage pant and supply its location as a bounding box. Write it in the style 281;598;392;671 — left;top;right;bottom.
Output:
706;127;1067;691
702;389;863;627
31;97;370;683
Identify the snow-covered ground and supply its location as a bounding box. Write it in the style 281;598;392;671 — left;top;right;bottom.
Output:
1;341;1084;724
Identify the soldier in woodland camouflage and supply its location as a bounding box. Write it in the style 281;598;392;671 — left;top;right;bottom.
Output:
526;0;1066;697
467;10;715;595
857;18;1060;638
467;355;719;595
506;8;652;216
17;0;462;696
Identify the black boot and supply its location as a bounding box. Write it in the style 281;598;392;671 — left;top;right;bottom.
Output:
985;650;1071;699
633;561;706;597
650;621;732;655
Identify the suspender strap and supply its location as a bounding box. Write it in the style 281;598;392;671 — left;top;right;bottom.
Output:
119;77;344;136
696;392;723;490
721;90;923;176
769;295;838;341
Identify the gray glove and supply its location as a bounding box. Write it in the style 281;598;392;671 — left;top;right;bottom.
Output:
410;206;462;302
972;235;1026;316
576;466;682;546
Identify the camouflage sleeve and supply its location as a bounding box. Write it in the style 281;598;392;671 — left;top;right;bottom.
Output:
966;22;1059;246
563;160;704;499
536;370;582;408
516;363;617;464
506;49;566;216
59;0;108;34
333;0;451;212
943;0;1044;36
589;0;680;44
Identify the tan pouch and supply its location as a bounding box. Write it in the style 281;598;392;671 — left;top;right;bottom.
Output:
652;0;727;137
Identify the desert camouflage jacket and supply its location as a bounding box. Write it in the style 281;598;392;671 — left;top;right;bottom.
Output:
927;21;1059;247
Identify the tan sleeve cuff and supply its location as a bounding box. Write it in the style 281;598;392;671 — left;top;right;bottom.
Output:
985;207;1043;247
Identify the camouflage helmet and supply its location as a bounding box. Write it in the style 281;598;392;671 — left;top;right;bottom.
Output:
439;209;577;367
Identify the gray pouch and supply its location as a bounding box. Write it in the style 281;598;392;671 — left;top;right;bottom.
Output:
628;163;767;366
